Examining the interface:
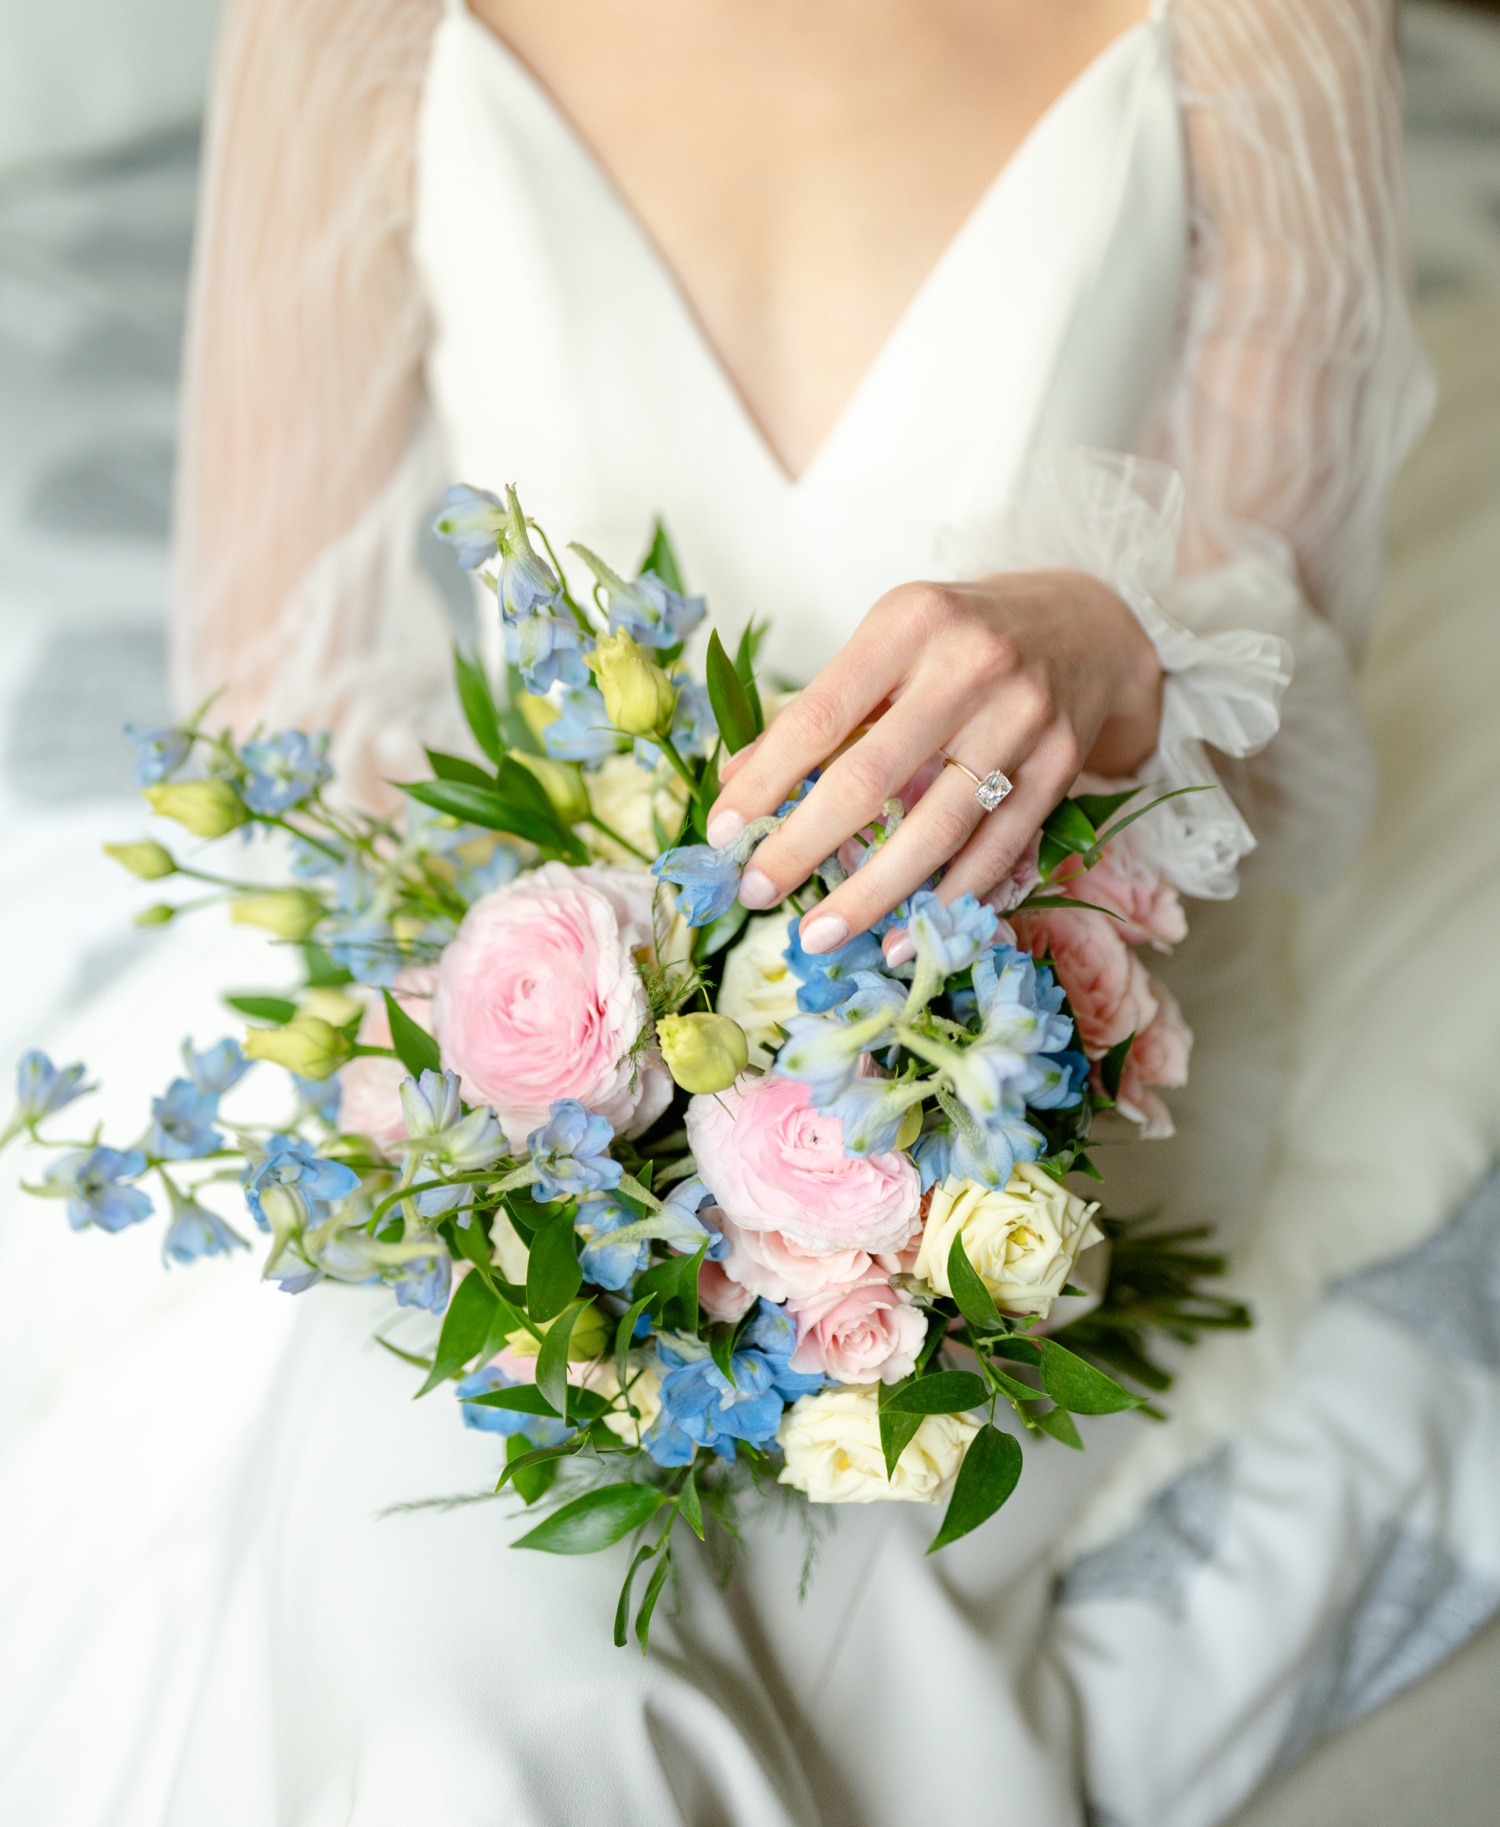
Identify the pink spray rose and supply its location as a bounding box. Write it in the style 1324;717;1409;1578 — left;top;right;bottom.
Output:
788;1277;927;1384
698;1257;758;1324
432;861;671;1147
686;1074;921;1257
1057;842;1186;951
336;967;437;1152
1011;906;1159;1059
1113;981;1193;1138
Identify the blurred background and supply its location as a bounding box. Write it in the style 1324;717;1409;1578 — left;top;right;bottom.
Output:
0;2;1496;1821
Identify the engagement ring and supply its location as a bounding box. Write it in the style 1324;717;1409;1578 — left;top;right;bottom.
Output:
943;754;1014;811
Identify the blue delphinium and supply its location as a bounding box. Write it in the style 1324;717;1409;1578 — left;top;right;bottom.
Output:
391;1247;452;1313
651;843;741;926
162;1189;248;1265
907;890;1000;978
504;602;590;695
657;1175;730;1260
182;1037;249;1096
821;1076;926;1156
645;1301;821;1467
147;1078;224;1160
454;839;521;902
914;1102;1044;1193
784;918;887;1012
455;1362;570;1444
12;1050;91;1125
240;730;333;816
542;685;621;765
293;1072;343;1126
572;546;706;651
527;1100;621;1202
432;483;506;569
125;722;190;785
244;1135;360;1231
576;1196;649;1291
45;1146;153;1232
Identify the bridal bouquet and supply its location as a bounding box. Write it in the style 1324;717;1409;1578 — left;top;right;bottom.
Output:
5;487;1243;1647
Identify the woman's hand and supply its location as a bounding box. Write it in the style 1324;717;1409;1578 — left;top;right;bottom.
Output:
705;570;1162;959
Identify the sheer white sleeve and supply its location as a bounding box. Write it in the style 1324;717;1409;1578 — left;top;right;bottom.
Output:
171;0;453;811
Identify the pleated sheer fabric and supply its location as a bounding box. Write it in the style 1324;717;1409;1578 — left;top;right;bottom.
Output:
173;0;1431;872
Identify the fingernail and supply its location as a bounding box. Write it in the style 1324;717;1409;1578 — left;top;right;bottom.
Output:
706;808;744;850
801;913;850;955
738;867;779;910
883;929;916;968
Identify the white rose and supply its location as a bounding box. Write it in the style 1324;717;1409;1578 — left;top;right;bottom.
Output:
913;1165;1103;1319
717;914;800;1066
583;753;687;870
587;1355;663;1447
777;1384;978;1504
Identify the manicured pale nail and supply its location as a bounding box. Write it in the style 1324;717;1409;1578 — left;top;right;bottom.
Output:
738;867;779;909
883;929;916;968
801;913;850;955
706;808;745;849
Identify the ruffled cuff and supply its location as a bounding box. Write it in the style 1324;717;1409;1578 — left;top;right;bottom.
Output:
934;447;1293;899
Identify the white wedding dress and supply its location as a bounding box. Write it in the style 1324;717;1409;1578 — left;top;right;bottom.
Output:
11;4;1500;1825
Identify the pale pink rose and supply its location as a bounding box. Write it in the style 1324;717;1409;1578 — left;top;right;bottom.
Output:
987;835;1043;916
710;1206;902;1303
1058;843;1186;952
432;861;671;1148
1113;981;1193;1139
1011;907;1159;1059
686;1074;921;1256
698;1258;757;1324
788;1277;927;1384
334;968;438;1152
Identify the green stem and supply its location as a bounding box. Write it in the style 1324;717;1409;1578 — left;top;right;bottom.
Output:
582;814;650;864
656;733;699;796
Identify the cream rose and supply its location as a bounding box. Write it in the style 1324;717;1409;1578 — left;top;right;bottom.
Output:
777;1385;978;1504
717;914;801;1066
583;753;687;870
590;1356;664;1447
913;1166;1103;1319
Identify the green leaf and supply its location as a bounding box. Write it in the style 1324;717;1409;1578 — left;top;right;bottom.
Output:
1091;784;1212;852
1072;789;1141;830
1099;1032;1134;1104
1038;798;1099;877
506;1431;559;1504
495;1434;585;1494
705;629;759;755
634;1544;674;1650
732;619;766;736
678;1469;704;1540
1030;1403;1084;1450
640;518;685;595
947;1234;1005;1335
527;1211;583;1323
987;1363;1044;1407
400;774;586;862
879;1403;925;1479
454;649;502;764
373;1334;433;1372
382;989;441;1079
224;993;298;1024
535;1297;590;1419
615;1294;653;1382
425;747;496;790
512;1481;667;1555
928;1425;1024;1552
1036;1338;1146;1414
464;1384;608;1423
416;1270;499;1396
301;941;352;988
613;1541;658;1647
498;663;544;755
988;1337;1042;1367
884;1370;989;1416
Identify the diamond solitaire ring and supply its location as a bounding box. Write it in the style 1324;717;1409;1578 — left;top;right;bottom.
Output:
942;754;1014;812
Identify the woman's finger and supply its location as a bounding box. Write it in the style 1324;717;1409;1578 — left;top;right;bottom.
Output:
927;722;1084;907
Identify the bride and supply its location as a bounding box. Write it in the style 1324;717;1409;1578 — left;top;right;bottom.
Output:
0;1;1459;1823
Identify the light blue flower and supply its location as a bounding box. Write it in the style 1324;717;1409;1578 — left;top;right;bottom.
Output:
240;730;333;816
913;1100;1044;1193
244;1135;360;1231
652;842;740;926
13;1050;91;1124
908;890;1000;978
399;1067;463;1137
455;840;521;901
784;919;887;1012
576;1196;649;1291
542;685;622;765
836;970;907;1030
573;547;706;651
182;1037;249;1096
658;1175;729;1261
46;1146;152;1233
455;1362;571;1443
1015;1049;1089;1112
742;1299;824;1399
293;1072;342;1125
527;1100;621;1203
162;1190;248;1265
773;1009;884;1107
972;947;1073;1055
147;1078;223;1160
432;483;506;570
125;723;190;786
391;1246;452;1313
646;1351;781;1466
635;679;717;767
323;905;401;986
503;604;591;695
822;1076;927;1157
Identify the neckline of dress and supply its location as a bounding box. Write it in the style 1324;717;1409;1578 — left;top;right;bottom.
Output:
451;5;1164;492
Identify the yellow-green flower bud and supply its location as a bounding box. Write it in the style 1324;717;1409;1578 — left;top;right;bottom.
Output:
230;889;326;941
895;1102;924;1152
300;986;364;1028
656;1011;749;1094
144;778;247;838
242;1015;352;1080
588;630;676;737
517;692;559;743
103;840;176;880
503;1304;608;1364
133;902;177;927
511;750;590;826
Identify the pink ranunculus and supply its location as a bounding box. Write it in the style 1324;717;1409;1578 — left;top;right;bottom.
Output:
337;967;439;1152
1113;980;1193;1139
698;1258;757;1324
432;861;671;1148
1011;906;1159;1060
710;1206;901;1303
788;1277;927;1384
686;1074;921;1257
1059;841;1187;952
